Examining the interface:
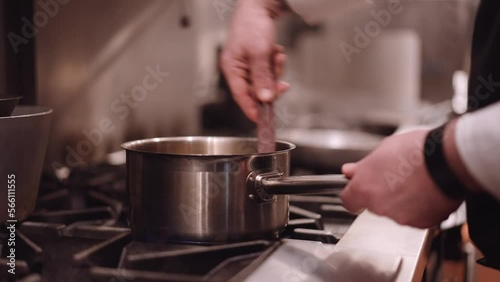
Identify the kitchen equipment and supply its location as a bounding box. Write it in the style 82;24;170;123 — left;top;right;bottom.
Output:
345;30;421;126
257;102;275;153
277;128;384;171
0;95;22;117
0;106;53;223
0;160;430;282
122;136;348;243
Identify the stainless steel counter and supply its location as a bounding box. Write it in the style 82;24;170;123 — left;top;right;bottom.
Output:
334;211;431;282
244;211;431;282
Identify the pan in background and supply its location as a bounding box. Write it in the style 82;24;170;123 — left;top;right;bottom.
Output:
277;128;384;172
0;95;22;117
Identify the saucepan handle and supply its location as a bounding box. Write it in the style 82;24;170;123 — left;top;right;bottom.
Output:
262;174;348;194
247;172;348;204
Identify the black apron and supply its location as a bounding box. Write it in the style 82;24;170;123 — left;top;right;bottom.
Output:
466;0;500;268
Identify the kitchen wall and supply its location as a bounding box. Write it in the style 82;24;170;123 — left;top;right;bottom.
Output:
36;0;230;168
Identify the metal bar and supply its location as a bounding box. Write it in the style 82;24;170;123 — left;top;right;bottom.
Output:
262;175;348;195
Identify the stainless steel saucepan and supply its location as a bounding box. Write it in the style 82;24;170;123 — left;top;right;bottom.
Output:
122;137;349;243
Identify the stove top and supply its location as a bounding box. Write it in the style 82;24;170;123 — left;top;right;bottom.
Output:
1;164;365;282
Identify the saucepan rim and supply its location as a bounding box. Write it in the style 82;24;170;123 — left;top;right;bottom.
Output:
121;136;296;157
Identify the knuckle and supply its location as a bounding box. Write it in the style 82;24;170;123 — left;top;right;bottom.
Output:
341;200;355;213
351;183;369;200
340;191;355;211
252;72;273;85
341;184;367;213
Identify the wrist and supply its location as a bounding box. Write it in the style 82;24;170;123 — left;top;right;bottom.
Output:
424;123;467;200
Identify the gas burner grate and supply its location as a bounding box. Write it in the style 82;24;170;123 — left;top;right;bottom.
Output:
1;165;357;281
290;229;339;244
73;235;281;282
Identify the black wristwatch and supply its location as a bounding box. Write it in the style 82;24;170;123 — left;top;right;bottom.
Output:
424;124;468;200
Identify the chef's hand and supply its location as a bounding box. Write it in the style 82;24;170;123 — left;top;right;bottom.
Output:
221;0;289;122
340;129;464;228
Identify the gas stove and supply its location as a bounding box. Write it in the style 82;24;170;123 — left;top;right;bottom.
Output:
0;164;430;282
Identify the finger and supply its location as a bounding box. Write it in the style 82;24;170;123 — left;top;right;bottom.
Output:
231;78;259;122
221;54;259;122
275;81;289;98
340;182;366;214
273;44;285;53
250;52;276;102
273;53;287;78
342;162;358;179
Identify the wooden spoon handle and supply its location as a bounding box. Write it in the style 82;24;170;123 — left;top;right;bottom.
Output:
257;102;276;153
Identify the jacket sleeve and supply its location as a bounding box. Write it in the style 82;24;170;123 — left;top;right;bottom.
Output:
456;101;500;200
285;0;374;24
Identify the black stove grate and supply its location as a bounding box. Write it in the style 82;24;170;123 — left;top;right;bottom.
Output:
0;165;356;282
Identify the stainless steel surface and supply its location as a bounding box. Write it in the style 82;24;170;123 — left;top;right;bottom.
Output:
122;137;349;243
122;137;293;243
257;102;276;153
245;211;431;282
277;128;383;170
0;106;53;223
336;212;432;282
0;96;22;117
261;174;348;195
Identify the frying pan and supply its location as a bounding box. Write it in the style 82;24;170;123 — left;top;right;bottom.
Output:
277;128;384;171
122;137;348;243
0;96;22;117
